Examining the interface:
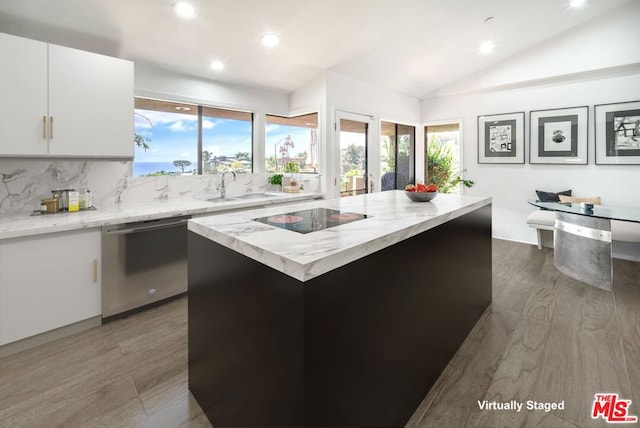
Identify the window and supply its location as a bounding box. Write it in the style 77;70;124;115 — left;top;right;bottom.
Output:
380;121;415;190
265;113;318;173
425;123;461;194
202;106;253;174
133;97;253;176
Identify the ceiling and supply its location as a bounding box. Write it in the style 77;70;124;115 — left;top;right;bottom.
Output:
0;0;630;98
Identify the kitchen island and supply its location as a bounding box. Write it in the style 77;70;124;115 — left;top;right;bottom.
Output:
187;190;492;427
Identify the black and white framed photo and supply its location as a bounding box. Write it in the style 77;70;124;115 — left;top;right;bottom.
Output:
595;100;640;165
477;112;524;164
529;106;588;164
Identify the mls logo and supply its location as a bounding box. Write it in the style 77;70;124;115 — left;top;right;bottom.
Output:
591;393;638;424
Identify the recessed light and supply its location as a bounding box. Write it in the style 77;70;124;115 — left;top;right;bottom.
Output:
261;33;280;47
173;1;195;19
210;60;224;71
175;106;191;111
569;0;586;8
479;40;495;55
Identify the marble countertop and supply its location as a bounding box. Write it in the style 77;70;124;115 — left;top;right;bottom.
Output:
188;191;491;282
0;192;322;240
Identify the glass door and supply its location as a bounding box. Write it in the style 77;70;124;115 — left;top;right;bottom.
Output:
425;122;462;194
337;112;372;197
380;121;415;191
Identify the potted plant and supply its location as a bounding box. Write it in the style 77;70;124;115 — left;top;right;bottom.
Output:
284;161;300;187
267;173;283;190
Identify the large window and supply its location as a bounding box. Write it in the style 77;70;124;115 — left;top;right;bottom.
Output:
380;121;415;190
134;98;253;177
265;113;318;173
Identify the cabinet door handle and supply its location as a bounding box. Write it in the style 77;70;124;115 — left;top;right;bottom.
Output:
49;116;54;139
93;259;99;283
42;116;47;139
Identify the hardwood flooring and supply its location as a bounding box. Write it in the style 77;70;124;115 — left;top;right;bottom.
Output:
0;298;212;428
0;239;637;427
409;239;640;428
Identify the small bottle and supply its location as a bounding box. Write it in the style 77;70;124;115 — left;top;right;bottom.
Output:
68;190;79;212
61;190;68;211
51;190;62;211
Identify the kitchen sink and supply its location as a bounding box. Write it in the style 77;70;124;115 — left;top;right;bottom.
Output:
230;192;284;200
206;196;235;203
206;192;284;203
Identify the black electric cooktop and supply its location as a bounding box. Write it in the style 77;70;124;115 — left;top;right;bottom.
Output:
253;208;370;234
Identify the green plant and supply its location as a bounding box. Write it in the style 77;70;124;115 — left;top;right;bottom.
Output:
268;174;283;186
284;161;300;173
134;112;152;151
426;137;474;193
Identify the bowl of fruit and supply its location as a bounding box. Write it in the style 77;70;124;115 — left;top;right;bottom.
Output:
404;183;438;202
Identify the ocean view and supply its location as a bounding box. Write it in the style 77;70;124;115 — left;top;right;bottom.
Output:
133;161;193;176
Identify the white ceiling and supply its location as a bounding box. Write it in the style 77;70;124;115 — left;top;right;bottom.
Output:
0;0;630;98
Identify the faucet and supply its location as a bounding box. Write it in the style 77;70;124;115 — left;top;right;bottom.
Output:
217;170;236;198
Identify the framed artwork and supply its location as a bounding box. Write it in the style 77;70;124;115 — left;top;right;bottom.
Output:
477;112;525;164
595;100;640;164
529;106;588;164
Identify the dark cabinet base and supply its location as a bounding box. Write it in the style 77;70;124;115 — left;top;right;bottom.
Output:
188;204;492;427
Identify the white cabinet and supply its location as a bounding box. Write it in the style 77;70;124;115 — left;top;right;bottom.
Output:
0;32;134;158
0;229;101;346
0;33;48;156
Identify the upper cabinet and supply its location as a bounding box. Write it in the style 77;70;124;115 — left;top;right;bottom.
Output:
0;33;134;158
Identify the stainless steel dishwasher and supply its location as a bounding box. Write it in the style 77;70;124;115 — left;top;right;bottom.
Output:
101;215;191;320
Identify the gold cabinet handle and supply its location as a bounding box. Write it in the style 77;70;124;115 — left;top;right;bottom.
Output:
93;259;98;283
49;116;54;139
43;116;47;139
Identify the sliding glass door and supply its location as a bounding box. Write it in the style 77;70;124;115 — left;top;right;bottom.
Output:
337;112;372;197
380;121;415;191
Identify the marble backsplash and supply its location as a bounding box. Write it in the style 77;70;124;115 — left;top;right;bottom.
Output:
0;159;320;216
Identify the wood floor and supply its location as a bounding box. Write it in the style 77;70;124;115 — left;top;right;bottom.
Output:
0;239;638;427
409;239;640;428
0;297;212;428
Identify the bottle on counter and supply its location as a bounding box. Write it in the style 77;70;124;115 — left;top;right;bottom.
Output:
68;190;80;212
51;189;63;211
60;190;68;211
41;198;58;213
78;188;93;209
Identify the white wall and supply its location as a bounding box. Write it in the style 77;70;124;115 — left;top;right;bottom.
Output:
289;72;327;113
422;73;640;244
324;71;422;198
135;64;289;113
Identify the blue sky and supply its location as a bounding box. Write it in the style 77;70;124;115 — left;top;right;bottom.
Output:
134;109;251;163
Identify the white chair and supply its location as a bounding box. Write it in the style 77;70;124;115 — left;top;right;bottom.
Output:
526;210;555;249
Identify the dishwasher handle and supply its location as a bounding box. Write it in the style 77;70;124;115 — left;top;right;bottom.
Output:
105;218;189;235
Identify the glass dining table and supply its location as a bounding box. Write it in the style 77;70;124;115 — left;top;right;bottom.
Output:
528;200;640;291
